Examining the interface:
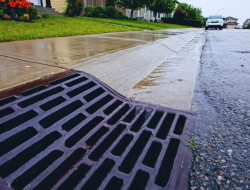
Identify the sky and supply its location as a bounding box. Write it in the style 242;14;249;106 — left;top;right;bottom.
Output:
180;0;250;25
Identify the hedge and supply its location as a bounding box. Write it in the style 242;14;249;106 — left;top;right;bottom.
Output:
161;18;202;28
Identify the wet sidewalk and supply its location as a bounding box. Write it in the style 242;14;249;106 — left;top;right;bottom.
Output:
0;29;204;110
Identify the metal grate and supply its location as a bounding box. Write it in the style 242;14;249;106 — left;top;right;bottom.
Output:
0;71;196;190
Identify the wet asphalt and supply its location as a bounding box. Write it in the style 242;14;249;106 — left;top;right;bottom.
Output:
190;29;250;190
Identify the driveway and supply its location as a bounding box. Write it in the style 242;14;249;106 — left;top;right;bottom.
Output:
190;29;250;189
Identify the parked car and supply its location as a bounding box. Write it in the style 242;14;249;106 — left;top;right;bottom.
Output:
206;15;224;30
235;25;241;29
243;25;248;29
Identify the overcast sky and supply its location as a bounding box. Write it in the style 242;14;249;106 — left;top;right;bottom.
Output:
180;0;249;24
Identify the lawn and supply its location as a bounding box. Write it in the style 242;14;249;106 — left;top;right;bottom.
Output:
0;16;192;42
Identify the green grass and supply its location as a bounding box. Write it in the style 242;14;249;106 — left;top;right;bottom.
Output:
91;18;193;30
0;16;192;42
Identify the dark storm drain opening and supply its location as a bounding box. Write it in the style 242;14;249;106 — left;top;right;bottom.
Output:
66;81;96;98
65;116;104;148
111;134;134;156
119;130;151;174
21;85;47;96
130;109;152;132
156;113;175;140
0;107;14;119
173;115;187;135
39;100;84;128
0;71;195;190
39;96;66;111
85;126;109;146
0;127;37;157
18;87;64;108
57;163;91;190
142;141;162;168
33;148;86;190
104;176;123;190
0;96;17;107
80;158;115;190
103;100;122;115
0;131;61;178
65;76;88;87
86;95;113;114
61;113;87;132
155;138;180;187
0;110;38;135
83;87;105;102
89;124;126;161
128;169;150;190
11;150;63;190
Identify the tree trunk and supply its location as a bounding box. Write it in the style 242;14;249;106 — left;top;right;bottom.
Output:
130;9;134;20
154;11;157;22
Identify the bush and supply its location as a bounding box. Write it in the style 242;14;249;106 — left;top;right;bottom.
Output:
65;0;82;16
115;11;127;19
27;7;38;20
41;13;50;18
37;13;42;19
98;13;108;18
105;6;116;18
0;9;4;18
92;6;105;17
84;6;93;15
161;18;202;28
87;12;92;17
76;1;83;15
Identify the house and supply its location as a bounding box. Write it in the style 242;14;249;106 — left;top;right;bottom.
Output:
31;0;106;14
125;1;179;21
223;16;238;29
243;19;250;27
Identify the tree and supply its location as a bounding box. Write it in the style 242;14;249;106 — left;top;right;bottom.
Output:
118;0;147;20
148;0;176;22
177;3;202;21
173;6;187;20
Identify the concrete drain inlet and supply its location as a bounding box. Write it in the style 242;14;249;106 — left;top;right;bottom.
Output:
0;71;196;190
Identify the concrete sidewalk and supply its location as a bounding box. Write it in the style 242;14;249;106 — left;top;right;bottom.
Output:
0;29;205;110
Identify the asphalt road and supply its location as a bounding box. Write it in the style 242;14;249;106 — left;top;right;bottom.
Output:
190;29;250;189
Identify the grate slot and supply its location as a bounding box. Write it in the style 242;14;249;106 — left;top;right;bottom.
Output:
18;87;64;108
0;131;62;178
103;100;122;115
107;104;131;125
57;163;91;190
49;73;81;85
80;158;115;190
142;141;162;168
156;113;175;140
173;115;187;135
123;106;142;123
0;110;38;135
83;87;105;102
155;138;180;187
118;130;151;174
21;86;47;96
147;111;164;129
86;95;113;114
11;150;63;190
61;113;87;132
33;148;86;190
130;109;153;132
66;82;96;98
39;96;66;111
111;134;133;156
65;76;88;87
65;116;104;148
0;96;17;107
0;127;38;157
104;176;123;190
89;124;126;161
0;107;15;119
39;100;84;129
85;126;109;146
128;169;150;190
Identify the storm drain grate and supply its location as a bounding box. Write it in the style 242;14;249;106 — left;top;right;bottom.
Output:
0;71;196;190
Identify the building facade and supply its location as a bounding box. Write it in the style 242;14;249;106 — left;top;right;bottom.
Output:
223;16;238;29
243;19;250;27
